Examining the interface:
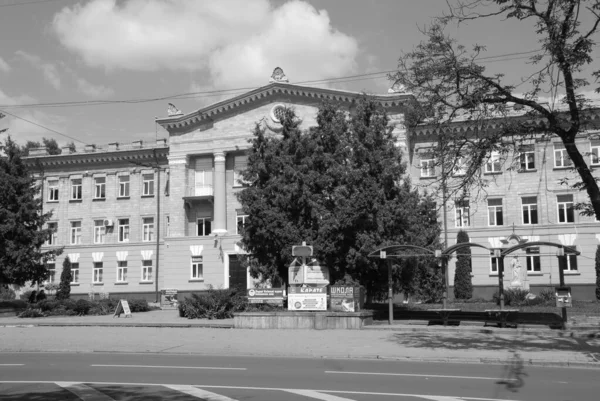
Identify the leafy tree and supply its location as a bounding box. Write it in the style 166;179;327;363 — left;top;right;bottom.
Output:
237;98;441;298
394;0;600;219
0;137;62;287
56;256;72;300
595;245;600;300
454;230;473;300
20;138;62;156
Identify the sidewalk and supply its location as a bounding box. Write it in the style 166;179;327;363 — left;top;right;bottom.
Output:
1;310;599;369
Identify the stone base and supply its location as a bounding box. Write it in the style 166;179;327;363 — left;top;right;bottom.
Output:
233;311;374;330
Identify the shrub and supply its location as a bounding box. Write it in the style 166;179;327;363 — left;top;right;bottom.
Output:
179;287;247;319
56;256;72;300
0;299;27;309
44;283;59;298
0;285;16;300
36;299;60;312
74;299;92;315
18;308;45;318
493;288;530;306
36;290;46;302
454;230;473;300
596;245;600;300
127;299;150;312
538;287;556;303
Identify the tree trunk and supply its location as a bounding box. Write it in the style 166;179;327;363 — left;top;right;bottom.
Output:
564;140;600;220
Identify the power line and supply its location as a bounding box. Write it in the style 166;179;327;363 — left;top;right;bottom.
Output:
0;0;66;8
0;109;89;145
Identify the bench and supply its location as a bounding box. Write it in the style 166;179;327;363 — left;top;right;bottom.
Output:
484;309;520;328
427;308;462;326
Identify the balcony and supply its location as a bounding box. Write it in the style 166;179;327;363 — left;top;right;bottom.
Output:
183;185;214;206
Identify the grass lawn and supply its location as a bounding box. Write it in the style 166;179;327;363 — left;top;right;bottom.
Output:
405;300;600;316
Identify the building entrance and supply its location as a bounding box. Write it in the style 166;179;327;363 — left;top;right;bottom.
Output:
229;254;247;289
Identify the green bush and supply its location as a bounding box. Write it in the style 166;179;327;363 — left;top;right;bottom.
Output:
179;287;247;319
0;285;16;300
18;308;45;318
538;288;556;303
36;299;60;312
127;299;149;312
0;299;27;309
74;299;92;315
493;288;530;306
454;230;473;300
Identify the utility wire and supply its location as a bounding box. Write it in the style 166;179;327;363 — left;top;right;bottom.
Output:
0;0;66;8
0;108;89;145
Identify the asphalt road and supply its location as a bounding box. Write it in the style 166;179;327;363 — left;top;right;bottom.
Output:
0;352;597;401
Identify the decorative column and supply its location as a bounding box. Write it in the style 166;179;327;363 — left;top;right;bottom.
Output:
212;152;227;235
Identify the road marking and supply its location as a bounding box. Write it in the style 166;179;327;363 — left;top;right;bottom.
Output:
56;382;115;400
284;389;356;400
0;364;24;366
90;364;246;371
417;396;465;401
165;385;237;400
325;370;505;381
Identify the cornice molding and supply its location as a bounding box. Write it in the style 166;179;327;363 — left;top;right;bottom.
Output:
24;147;169;168
156;83;414;133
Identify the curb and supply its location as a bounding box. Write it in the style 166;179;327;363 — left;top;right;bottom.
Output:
0;322;233;329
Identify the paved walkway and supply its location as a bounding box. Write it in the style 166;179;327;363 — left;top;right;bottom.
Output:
1;310;599;369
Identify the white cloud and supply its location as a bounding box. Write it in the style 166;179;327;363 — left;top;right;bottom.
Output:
0;57;10;73
75;77;115;98
53;0;358;86
15;50;61;90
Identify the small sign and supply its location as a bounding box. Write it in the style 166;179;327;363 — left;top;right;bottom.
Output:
380;250;387;259
113;299;132;318
292;245;313;257
304;263;329;285
247;288;284;305
330;286;358;312
289;259;304;284
287;286;327;311
161;288;178;309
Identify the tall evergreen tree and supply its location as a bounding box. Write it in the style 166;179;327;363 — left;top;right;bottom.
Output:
56;256;72;300
595;245;600;300
0;137;62;287
237;98;441;298
454;230;473;300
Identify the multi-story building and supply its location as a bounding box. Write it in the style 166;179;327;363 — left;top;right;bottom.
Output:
25;69;411;301
408;111;600;300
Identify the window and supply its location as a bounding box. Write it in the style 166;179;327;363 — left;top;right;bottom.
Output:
94;177;106;199
45;263;56;284
454;200;470;228
234;154;249;186
452;157;467;177
70;221;82;245
554;146;572;168
194;157;213;195
591;144;600;166
236;214;248;235
565;255;578;271
71;263;79;284
93;220;106;244
526;248;541;272
48;179;59;201
557;194;574;223
117;261;127;282
70;178;82;200
46;222;57;245
118;219;130;242
165;215;170;237
487;198;504;226
142;217;154;242
141;260;153;282
485;151;501;173
522;196;538;225
490;251;499;274
142;173;154;196
191;256;203;280
519;151;536;171
420;159;435;177
118;175;130;197
197;218;212;236
93;262;103;283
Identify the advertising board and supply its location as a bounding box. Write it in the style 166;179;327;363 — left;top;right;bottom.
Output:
247;288;285;305
287;286;327;311
330;286;357;312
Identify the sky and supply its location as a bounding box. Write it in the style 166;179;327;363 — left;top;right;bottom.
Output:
0;0;598;149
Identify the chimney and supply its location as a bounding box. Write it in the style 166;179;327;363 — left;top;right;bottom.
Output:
61;146;74;154
108;142;119;151
84;144;96;153
132;140;143;148
156;138;167;146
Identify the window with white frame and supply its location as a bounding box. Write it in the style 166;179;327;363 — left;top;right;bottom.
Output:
197;217;212;236
93;220;106;244
165;215;170;237
526;248;541;272
233;154;249;186
71;262;79;284
454;200;470;228
490;251;499;274
420;159;435;177
70;221;82;245
117;261;127;282
485;151;502;173
452;157;467;176
48;179;59;201
554;146;573;168
557;194;575;223
94;177;106;199
70;178;82;200
118;219;130;242
46;222;57;245
194;157;213;195
519;150;536;171
487;198;504;226
591;143;600;166
522;196;539;225
118;175;130;197
142;217;154;242
191;256;203;279
141;260;153;282
93;262;103;283
565;254;578;271
236;213;248;235
142;173;154;196
45;263;56;284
